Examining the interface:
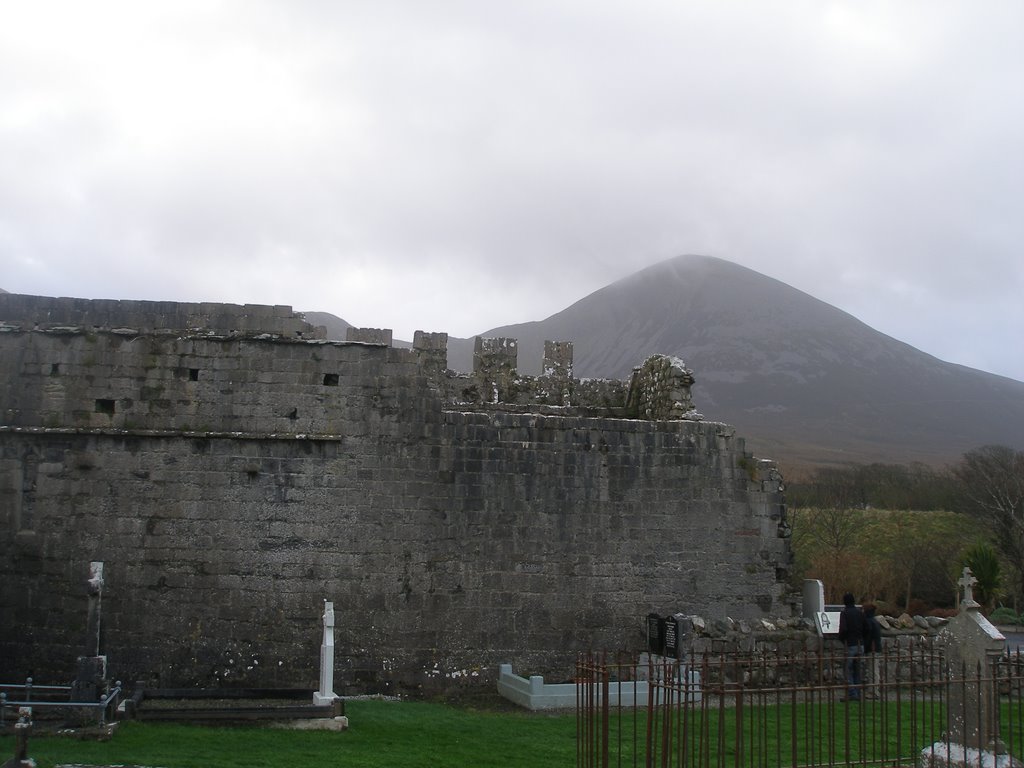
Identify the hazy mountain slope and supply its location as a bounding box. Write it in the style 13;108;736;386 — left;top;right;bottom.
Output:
302;310;413;349
456;255;1024;469
301;311;352;340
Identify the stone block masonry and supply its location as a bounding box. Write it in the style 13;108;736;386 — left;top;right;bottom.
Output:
0;294;791;695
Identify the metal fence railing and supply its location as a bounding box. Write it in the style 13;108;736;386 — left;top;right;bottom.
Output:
577;644;1024;768
0;679;123;726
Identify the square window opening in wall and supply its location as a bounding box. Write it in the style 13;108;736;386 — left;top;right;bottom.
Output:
50;363;60;376
189;368;200;381
323;373;339;386
95;398;116;415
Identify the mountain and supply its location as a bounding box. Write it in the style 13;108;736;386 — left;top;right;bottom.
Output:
301;310;413;349
301;311;352;340
449;255;1024;472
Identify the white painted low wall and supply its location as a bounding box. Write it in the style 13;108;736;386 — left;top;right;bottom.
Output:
496;663;701;711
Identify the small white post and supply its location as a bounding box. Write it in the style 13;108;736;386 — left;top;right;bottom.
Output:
313;600;338;705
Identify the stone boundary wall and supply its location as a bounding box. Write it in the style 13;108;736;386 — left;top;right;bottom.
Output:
0;294;792;695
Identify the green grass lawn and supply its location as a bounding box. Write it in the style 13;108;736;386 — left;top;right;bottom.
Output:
589;697;1024;767
6;697;1024;768
0;699;578;768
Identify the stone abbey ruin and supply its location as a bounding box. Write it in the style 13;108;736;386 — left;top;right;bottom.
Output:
0;294;790;694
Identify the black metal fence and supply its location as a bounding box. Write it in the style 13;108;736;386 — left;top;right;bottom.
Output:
0;682;342;725
577;643;1024;767
0;679;123;726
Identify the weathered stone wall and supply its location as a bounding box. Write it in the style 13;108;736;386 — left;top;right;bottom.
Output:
626;355;699;420
0;330;420;435
0;293;323;339
0;294;791;695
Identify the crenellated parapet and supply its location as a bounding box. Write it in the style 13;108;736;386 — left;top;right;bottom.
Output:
406;330;702;421
451;337;700;421
0;293;702;429
345;327;393;345
284;322;704;421
413;331;448;382
471;337;519;403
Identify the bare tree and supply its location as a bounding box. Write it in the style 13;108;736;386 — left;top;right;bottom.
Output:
954;446;1024;607
814;505;861;553
793;504;865;602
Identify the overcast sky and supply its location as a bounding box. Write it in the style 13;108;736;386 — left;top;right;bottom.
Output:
2;2;1022;381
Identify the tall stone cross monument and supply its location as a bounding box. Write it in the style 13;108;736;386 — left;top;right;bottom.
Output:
70;561;108;702
313;600;339;706
942;566;1006;751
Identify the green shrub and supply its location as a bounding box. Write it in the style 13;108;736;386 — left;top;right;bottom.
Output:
960;542;1002;610
988;606;1019;625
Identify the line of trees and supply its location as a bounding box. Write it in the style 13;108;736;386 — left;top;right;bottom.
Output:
786;461;960;511
787;446;1024;615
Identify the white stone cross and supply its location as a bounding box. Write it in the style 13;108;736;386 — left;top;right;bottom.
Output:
313;599;338;705
958;566;979;608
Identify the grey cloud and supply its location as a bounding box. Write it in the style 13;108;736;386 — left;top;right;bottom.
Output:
1;1;1021;379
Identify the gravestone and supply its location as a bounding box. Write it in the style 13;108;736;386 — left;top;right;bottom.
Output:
70;562;107;703
644;612;693;662
313;600;339;706
802;579;824;619
663;615;679;659
661;614;694;660
647;613;664;655
803;579;841;637
944;568;1006;750
920;567;1019;768
1;707;35;768
674;614;693;655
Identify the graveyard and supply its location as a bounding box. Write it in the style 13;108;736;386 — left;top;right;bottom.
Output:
5;569;1024;767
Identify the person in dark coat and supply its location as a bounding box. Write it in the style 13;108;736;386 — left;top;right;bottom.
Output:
838;592;865;700
861;602;883;697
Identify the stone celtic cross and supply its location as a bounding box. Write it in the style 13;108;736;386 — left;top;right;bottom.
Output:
958;566;979;608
